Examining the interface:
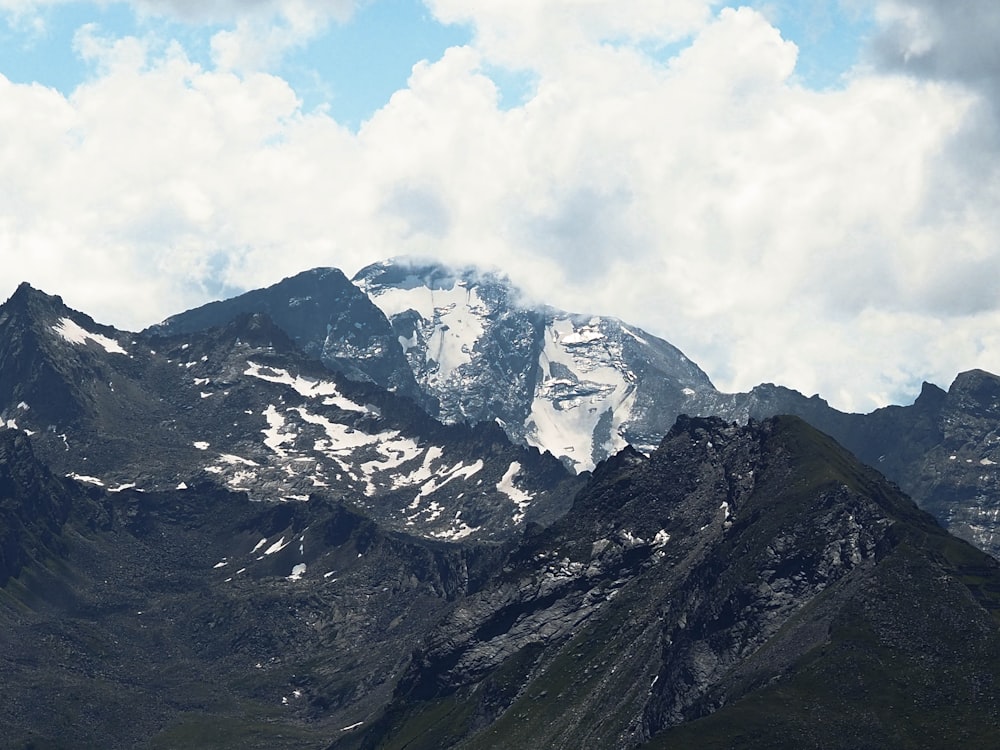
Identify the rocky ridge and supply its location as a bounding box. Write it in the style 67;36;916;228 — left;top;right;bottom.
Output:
0;284;584;542
331;416;1000;749
1;263;999;747
4;407;999;749
153;259;1000;558
0;428;515;748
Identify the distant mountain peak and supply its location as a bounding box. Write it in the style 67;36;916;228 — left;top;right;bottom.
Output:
1;282;127;349
354;257;717;471
354;256;510;291
2;282;70;322
145;265;426;405
949;368;1000;399
0;284;137;431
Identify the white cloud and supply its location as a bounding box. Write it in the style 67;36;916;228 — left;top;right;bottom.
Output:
206;0;359;72
427;0;715;71
3;0;358;71
2;2;1000;414
133;0;355;25
0;0;357;23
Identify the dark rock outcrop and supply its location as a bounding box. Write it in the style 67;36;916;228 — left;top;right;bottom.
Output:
332;417;1000;750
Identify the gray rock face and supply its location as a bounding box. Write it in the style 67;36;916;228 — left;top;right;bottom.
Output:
818;369;1000;558
19;264;1000;557
348;256;1000;567
0;286;583;543
146;267;427;406
333;416;1000;750
0;431;514;748
705;369;1000;559
354;259;716;472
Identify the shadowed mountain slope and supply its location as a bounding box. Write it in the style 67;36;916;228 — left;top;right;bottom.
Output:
331;416;1000;750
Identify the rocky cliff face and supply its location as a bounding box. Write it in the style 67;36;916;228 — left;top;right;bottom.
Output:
750;369;1000;560
94;259;1000;557
2;292;999;750
0;285;584;543
331;416;1000;750
354;259;717;472
147;267;427;407
0;430;83;586
0;436;516;749
4;269;1000;748
350;260;1000;559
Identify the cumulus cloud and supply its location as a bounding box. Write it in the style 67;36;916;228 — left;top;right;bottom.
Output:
2;0;358;70
0;0;357;23
427;0;715;71
132;0;356;25
1;2;999;413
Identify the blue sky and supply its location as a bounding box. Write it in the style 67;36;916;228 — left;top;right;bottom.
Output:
1;0;874;124
0;0;471;126
0;0;998;412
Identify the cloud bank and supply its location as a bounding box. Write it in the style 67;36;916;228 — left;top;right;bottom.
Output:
1;0;999;412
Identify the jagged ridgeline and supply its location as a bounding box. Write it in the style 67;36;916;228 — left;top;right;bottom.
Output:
0;281;585;542
146;260;1000;558
330;416;1000;750
2;266;1000;748
2;413;999;748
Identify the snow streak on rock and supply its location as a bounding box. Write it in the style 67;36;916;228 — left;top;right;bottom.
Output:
496;461;533;525
527;316;638;471
53;317;127;355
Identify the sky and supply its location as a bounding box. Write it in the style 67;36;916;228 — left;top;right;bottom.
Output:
1;0;999;413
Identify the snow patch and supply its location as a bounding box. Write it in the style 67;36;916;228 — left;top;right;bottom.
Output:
366;280;487;383
264;536;290;555
620;325;649;346
244;361;367;412
287;563;307;581
496;462;533;524
68;473;104;486
52;317;127;355
218;454;259;466
431;513;480;541
560;326;605;345
526;316;635;471
408;458;485;508
619;529;645;547
193;441;210;450
262;405;294;456
295;407;378;455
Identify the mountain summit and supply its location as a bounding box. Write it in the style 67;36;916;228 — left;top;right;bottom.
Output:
354;258;716;471
130;259;1000;556
147;267;426;406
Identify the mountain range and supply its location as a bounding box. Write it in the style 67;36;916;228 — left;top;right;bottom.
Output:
2;258;1000;748
151;259;1000;557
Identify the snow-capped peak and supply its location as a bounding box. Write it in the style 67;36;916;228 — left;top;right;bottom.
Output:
353;257;715;472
